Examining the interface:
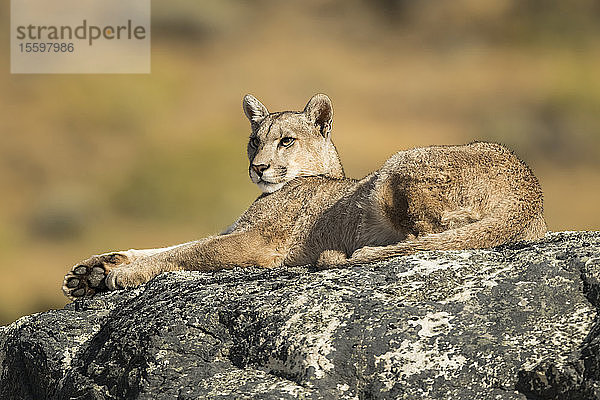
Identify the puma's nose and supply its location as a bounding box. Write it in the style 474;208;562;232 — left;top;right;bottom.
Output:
251;163;269;177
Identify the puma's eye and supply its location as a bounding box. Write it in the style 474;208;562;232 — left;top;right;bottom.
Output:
279;137;295;148
250;137;260;148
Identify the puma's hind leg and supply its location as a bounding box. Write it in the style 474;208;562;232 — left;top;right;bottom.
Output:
368;170;464;240
347;174;440;264
350;170;489;264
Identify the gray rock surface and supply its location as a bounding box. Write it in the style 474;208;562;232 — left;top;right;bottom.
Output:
1;231;600;399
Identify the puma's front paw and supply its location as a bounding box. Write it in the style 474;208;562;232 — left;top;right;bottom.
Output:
62;253;130;300
105;263;150;291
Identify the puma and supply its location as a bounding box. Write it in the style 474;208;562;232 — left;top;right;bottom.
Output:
63;94;546;299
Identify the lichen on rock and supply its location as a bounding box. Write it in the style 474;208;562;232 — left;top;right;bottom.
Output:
1;231;600;399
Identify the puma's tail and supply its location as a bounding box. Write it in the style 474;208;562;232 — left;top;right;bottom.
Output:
401;212;546;253
350;211;547;263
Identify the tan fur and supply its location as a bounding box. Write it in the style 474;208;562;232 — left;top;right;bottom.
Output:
63;94;546;299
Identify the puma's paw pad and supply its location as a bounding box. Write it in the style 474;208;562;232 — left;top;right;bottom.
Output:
62;253;130;300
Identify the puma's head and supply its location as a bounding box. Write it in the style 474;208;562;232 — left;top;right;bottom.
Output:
242;93;345;193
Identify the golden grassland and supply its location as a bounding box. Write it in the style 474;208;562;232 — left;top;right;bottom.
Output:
1;1;599;324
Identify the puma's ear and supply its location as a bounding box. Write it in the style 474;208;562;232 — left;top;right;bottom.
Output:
304;93;333;138
243;94;269;126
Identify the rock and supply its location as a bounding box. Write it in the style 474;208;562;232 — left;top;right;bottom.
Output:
1;231;600;399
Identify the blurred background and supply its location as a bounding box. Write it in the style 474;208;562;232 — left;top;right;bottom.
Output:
1;0;599;325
